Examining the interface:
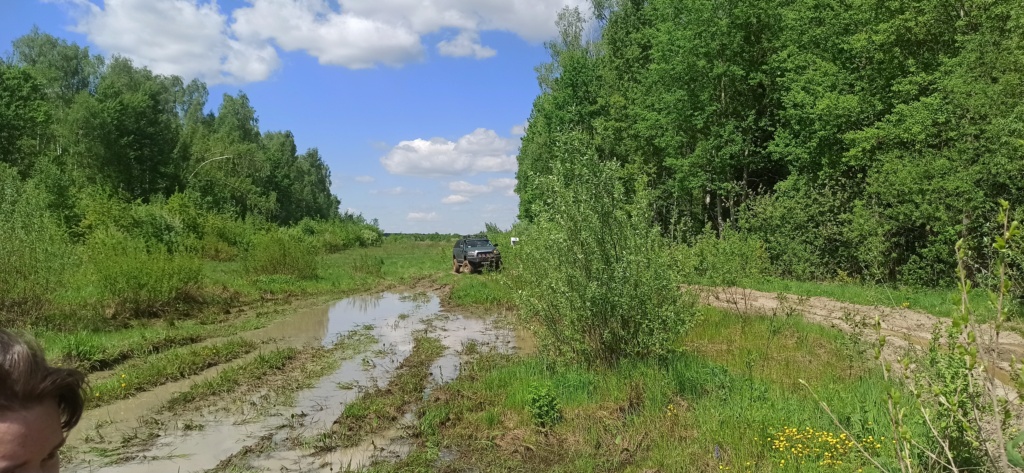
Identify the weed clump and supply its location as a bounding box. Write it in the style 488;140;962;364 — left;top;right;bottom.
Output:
526;384;562;429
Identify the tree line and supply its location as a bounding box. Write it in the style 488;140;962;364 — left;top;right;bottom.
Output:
516;0;1024;287
1;27;340;226
0;29;381;327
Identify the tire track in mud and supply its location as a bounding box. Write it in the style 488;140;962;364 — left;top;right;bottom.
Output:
66;292;517;473
689;285;1024;396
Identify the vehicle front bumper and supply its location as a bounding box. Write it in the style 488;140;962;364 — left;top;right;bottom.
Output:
466;255;501;265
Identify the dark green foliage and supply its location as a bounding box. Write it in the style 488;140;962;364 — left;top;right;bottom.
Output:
526;384;563;429
0;64;51;175
517;0;1024;289
1;30;350;228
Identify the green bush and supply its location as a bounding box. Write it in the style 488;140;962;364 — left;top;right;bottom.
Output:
526;384;562;429
75;229;203;319
0;166;74;325
675;228;772;287
244;230;320;279
510;135;697;365
294;218;383;254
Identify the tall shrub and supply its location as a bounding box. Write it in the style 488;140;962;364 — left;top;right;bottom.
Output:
75;229;202;319
510;135;697;365
0;165;73;324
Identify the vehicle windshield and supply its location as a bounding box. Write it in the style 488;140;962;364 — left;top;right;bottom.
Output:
466;239;492;247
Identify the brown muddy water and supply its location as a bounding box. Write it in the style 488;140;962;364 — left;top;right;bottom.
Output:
68;292;516;472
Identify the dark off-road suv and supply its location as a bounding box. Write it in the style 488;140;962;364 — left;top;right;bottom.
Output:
452;236;501;273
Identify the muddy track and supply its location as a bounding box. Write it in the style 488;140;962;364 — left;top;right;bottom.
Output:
66;290;516;473
689;285;1024;394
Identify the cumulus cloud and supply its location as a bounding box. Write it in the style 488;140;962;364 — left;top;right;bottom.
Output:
442;194;470;204
437;30;495;59
59;0;586;83
510;122;527;136
381;128;518;177
448;181;490;195
354;175;376;183
407;211;438;222
232;0;423;69
489;177;518;195
65;0;279;84
447;178;517;197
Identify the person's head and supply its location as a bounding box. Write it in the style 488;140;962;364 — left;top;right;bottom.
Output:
0;329;85;473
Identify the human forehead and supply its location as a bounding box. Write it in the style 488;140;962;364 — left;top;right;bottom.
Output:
0;403;64;465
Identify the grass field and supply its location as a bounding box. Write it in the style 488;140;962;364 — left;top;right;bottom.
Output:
368;308;918;473
50;237;990;470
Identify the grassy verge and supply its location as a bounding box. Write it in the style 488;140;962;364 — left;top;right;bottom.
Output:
205;241;449;300
369;309;919;472
313;335;446;451
88;338;257;407
37;310;280;374
441;271;514;310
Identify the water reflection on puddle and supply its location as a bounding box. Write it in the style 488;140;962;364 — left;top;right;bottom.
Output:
70;292;512;473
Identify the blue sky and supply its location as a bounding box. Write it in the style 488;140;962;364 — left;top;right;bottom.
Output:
1;0;580;233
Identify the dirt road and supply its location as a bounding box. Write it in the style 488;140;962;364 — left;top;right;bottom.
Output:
689;286;1024;392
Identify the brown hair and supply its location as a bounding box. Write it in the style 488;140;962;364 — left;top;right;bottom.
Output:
0;329;86;431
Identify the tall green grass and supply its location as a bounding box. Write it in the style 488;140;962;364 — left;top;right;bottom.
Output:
72;229;203;320
0;165;74;324
243;230;320;279
379;309;923;473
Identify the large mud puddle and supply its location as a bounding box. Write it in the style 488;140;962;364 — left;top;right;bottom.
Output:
69;292;514;472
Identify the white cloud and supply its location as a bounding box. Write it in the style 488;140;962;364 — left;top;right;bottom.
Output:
65;0;279;84
437;30;495;59
488;177;517;190
441;194;470;204
232;0;423;69
59;0;587;83
407;211;438;222
489;177;518;196
354;175;376;183
510;122;527;136
447;178;517;197
381;128;518;177
370;186;413;195
448;181;490;195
